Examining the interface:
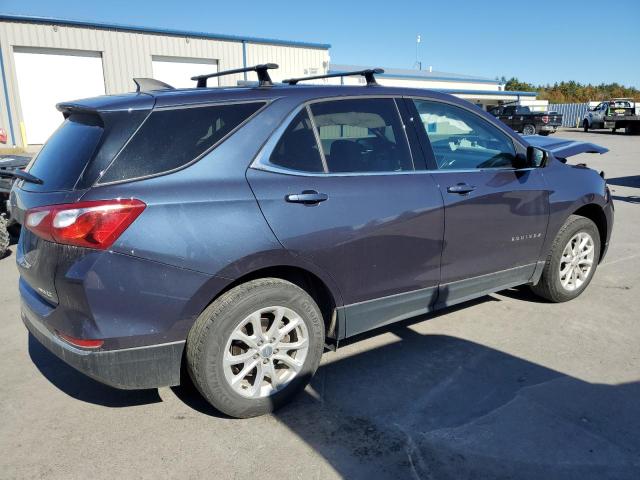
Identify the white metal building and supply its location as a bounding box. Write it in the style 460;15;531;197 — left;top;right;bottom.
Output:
0;14;330;147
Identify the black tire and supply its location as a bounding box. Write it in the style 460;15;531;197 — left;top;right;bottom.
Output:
531;215;600;303
186;278;325;418
522;124;537;135
0;216;10;259
583;120;589;132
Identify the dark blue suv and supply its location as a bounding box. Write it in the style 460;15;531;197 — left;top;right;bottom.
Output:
8;65;613;418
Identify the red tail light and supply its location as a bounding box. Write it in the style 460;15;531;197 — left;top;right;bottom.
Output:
541;115;549;124
25;199;145;249
57;332;104;349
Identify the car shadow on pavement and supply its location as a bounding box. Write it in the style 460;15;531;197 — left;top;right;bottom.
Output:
27;334;162;407
607;176;640;188
612;195;640;204
272;328;640;480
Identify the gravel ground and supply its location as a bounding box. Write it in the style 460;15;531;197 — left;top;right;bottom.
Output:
1;128;639;479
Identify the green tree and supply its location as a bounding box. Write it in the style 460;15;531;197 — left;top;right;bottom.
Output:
503;78;640;103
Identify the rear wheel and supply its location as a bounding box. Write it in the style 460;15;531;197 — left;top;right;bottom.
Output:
0;216;10;258
531;215;600;302
583;120;589;132
523;124;537;135
186;278;325;418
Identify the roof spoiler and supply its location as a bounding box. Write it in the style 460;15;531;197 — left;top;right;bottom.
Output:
192;63;278;88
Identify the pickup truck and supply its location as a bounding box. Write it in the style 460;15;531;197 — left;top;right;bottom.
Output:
489;105;562;136
583;98;640;134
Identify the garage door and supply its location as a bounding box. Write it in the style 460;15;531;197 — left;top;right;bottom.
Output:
152;56;218;89
13;48;105;145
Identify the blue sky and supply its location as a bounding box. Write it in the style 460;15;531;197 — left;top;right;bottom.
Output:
3;0;640;87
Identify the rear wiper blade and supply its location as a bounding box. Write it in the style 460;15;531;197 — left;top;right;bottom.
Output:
0;169;44;185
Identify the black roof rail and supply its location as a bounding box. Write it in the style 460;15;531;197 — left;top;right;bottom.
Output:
283;68;384;86
133;78;175;93
191;63;278;88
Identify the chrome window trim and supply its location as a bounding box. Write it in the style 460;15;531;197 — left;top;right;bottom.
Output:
251;95;416;177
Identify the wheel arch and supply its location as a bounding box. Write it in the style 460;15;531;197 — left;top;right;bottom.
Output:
191;263;343;346
572;203;608;262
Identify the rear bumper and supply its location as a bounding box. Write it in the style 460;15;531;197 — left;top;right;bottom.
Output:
22;295;185;390
539;124;559;131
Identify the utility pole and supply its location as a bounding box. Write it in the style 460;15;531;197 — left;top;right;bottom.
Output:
415;34;422;70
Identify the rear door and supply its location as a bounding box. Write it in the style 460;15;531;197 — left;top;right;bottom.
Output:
407;98;549;306
247;97;444;336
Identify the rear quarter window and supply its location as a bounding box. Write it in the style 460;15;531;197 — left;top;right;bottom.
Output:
99;101;265;183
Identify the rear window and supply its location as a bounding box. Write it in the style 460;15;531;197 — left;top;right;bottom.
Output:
99;102;265;183
25;114;103;192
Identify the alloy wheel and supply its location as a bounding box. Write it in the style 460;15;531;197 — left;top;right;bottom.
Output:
223;306;309;398
559;231;595;291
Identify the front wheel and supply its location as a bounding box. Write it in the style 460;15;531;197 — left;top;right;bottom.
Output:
186;278;325;418
522;124;537;135
531;215;600;302
583;120;589;132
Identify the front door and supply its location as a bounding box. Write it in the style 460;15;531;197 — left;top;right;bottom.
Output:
409;98;549;306
247;98;444;336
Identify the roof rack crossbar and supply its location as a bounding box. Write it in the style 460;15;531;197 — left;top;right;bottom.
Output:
283;68;384;86
191;63;278;88
133;78;175;93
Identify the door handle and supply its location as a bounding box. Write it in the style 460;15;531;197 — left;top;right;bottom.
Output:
447;184;476;194
285;190;328;204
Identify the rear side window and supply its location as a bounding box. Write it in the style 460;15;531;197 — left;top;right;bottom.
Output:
100;102;264;183
269;109;324;173
24;114;103;192
310;98;413;173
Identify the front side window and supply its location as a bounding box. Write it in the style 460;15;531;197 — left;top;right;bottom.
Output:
412;99;517;170
309;98;413;173
100;101;265;183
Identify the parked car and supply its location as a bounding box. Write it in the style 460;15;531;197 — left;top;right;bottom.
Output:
489;105;562;136
0;155;31;257
583;98;640;134
9;65;613;418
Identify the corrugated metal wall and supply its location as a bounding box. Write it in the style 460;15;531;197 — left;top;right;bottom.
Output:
549;103;590;127
245;43;328;83
0;19;329;147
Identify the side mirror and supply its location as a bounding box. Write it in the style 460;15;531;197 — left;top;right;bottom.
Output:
526;146;547;168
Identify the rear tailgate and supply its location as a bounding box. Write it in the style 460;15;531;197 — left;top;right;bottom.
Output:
11;94;152;304
545;112;562;126
12;189;85;304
